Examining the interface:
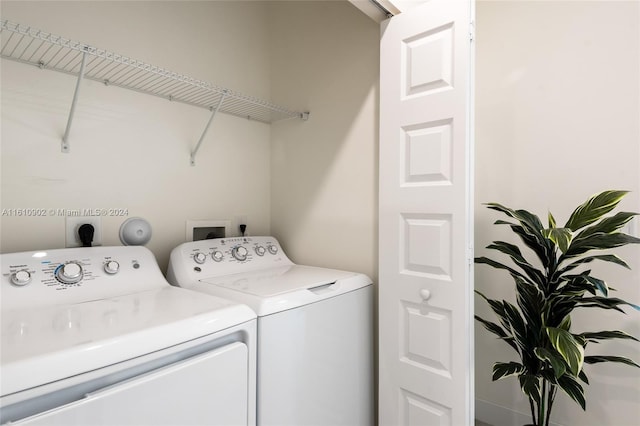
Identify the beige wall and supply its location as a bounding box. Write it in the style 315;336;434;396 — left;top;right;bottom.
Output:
269;1;380;281
1;0;380;279
475;1;640;425
1;1;273;270
5;1;636;424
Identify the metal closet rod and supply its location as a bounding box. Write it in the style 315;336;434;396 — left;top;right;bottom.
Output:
369;0;395;18
0;19;309;163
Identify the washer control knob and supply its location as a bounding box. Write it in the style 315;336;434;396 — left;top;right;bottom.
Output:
104;261;120;275
11;270;32;286
267;244;278;255
193;252;207;264
56;262;83;284
255;246;266;256
232;246;249;261
212;251;224;262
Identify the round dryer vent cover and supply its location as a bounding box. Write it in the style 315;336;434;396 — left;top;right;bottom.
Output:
119;217;152;246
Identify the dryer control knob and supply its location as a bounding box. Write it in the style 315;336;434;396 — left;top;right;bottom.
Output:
212;251;224;262
11;270;32;286
104;261;120;275
255;246;266;256
56;262;83;284
193;252;207;264
267;244;278;255
232;246;248;261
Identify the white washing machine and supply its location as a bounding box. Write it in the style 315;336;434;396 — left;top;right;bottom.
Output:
1;245;256;425
166;236;374;426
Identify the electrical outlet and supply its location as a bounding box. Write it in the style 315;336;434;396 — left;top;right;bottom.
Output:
237;215;248;236
65;216;102;247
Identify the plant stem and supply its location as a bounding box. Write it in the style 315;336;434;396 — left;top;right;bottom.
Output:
528;396;537;426
539;380;547;426
545;384;557;426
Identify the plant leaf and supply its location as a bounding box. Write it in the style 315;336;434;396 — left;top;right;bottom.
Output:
515;276;544;332
492;362;525;381
556;255;631;279
560;271;601;296
545;295;579;329
486;204;546;233
564;190;629;231
475;256;532;284
578;330;640;343
534;347;567;378
579;330;639;343
559;314;571;331
584;276;609;297
519;374;541;404
576;297;640;312
475;290;512;331
546;327;584;375
564;232;640;258
485;203;554;268
475;315;520;353
503;301;530;354
578;369;589;385
548;211;556;228
475;315;509;338
575;211;639;240
543;227;573;253
557;374;586;410
486;241;546;285
584;355;640;368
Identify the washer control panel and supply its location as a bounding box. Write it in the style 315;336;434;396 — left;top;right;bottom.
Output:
1;246;166;309
168;236;293;284
185;237;284;266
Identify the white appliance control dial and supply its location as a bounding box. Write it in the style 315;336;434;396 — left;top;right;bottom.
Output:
169;237;293;281
104;261;120;275
212;251;224;262
55;262;84;284
193;252;207;264
10;270;32;286
2;246;164;310
231;246;248;261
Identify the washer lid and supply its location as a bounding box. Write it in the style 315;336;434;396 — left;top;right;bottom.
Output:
197;265;372;316
1;286;255;397
199;265;356;297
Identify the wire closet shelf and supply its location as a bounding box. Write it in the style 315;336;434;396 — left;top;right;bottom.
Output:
1;19;309;164
0;20;308;124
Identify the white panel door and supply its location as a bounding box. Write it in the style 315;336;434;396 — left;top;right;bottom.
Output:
379;0;474;425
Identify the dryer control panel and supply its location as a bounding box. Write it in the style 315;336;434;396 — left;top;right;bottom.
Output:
167;236;294;285
1;246;167;309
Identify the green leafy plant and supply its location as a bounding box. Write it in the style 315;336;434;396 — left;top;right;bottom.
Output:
475;190;640;426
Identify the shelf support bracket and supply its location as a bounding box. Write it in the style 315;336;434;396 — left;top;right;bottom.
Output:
61;48;89;153
190;90;227;166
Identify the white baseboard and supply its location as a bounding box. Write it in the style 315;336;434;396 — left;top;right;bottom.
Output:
475;398;564;426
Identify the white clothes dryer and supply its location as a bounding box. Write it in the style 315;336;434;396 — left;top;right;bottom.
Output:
1;245;256;426
166;236;374;426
